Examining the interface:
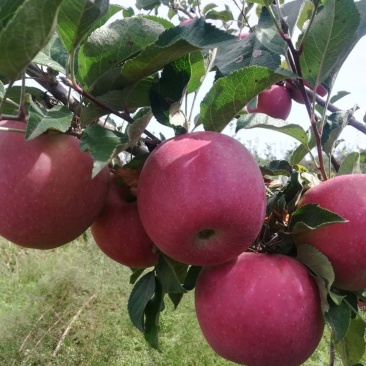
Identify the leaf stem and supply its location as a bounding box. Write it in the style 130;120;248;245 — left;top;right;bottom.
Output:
0;126;26;133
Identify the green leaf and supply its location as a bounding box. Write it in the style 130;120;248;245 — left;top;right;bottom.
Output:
336;315;366;365
325;300;352;343
205;10;234;22
79;78;155;126
202;3;218;14
57;0;109;53
144;278;164;350
136;0;160;10
127;271;156;332
41;33;69;70
183;266;202;291
338;152;361;176
330;91;351;104
187;51;205;94
297;244;335;313
130;268;146;285
0;0;64;79
214;7;288;76
156;255;188;294
26;105;73;140
322;106;359;156
79;124;129;177
150;55;191;127
296;0;314;31
119;18;236;88
299;0;360;88
32;52;66;74
121;108;153;151
290;203;348;234
261;160;293;177
199;66;289;132
123;153;149;170
0;0;25;29
77;17;165;89
236;113;308;145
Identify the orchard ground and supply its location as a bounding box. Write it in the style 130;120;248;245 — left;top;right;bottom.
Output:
0;233;364;366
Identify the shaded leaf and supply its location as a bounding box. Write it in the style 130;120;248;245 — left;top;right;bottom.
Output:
123;154;149;170
156;255;188;294
214;7;288;76
80;78;155;126
32;52;66;74
77;17;165;89
336;315;366;365
338;152;361;175
325;300;352;343
322;106;359;156
200;66;289;132
183;266;202;291
187;51;205;94
80;124;129;177
57;0;109;53
130;268;146;285
300;0;360;88
144;278;164;350
236;113;308;145
127;271;156;332
290;203;348;234
0;0;63;79
119;18;236;87
297;244;335;313
150;55;191;127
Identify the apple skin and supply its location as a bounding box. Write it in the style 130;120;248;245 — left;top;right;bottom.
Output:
294;174;366;291
91;179;159;268
137;131;266;266
195;252;324;366
239;31;249;39
247;85;292;120
180;18;194;26
0;120;110;249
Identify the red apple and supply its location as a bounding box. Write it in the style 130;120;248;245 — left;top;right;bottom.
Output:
286;80;328;104
294;174;366;291
239;31;249;39
137;131;266;266
195;252;324;366
91;178;159;268
180;18;194;26
0;120;110;249
247;85;292;120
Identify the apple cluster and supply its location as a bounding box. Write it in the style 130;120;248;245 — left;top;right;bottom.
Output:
2;121;363;366
89;130;326;366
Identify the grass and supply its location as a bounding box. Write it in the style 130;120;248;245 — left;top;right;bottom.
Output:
0;234;360;365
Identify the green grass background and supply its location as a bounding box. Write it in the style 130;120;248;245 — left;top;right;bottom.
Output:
0;234;358;365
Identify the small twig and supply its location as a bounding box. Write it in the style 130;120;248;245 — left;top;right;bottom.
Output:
52;293;96;357
328;340;335;366
0;79;15;115
232;0;253;32
66;79;159;142
18;72;27;121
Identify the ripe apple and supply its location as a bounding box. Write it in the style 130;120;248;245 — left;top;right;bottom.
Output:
195;252;324;366
91;178;159;268
137;131;266;266
0;120;110;249
247;85;292;120
294;174;366;291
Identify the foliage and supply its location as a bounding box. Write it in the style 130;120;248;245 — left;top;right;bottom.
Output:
1;0;366;365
